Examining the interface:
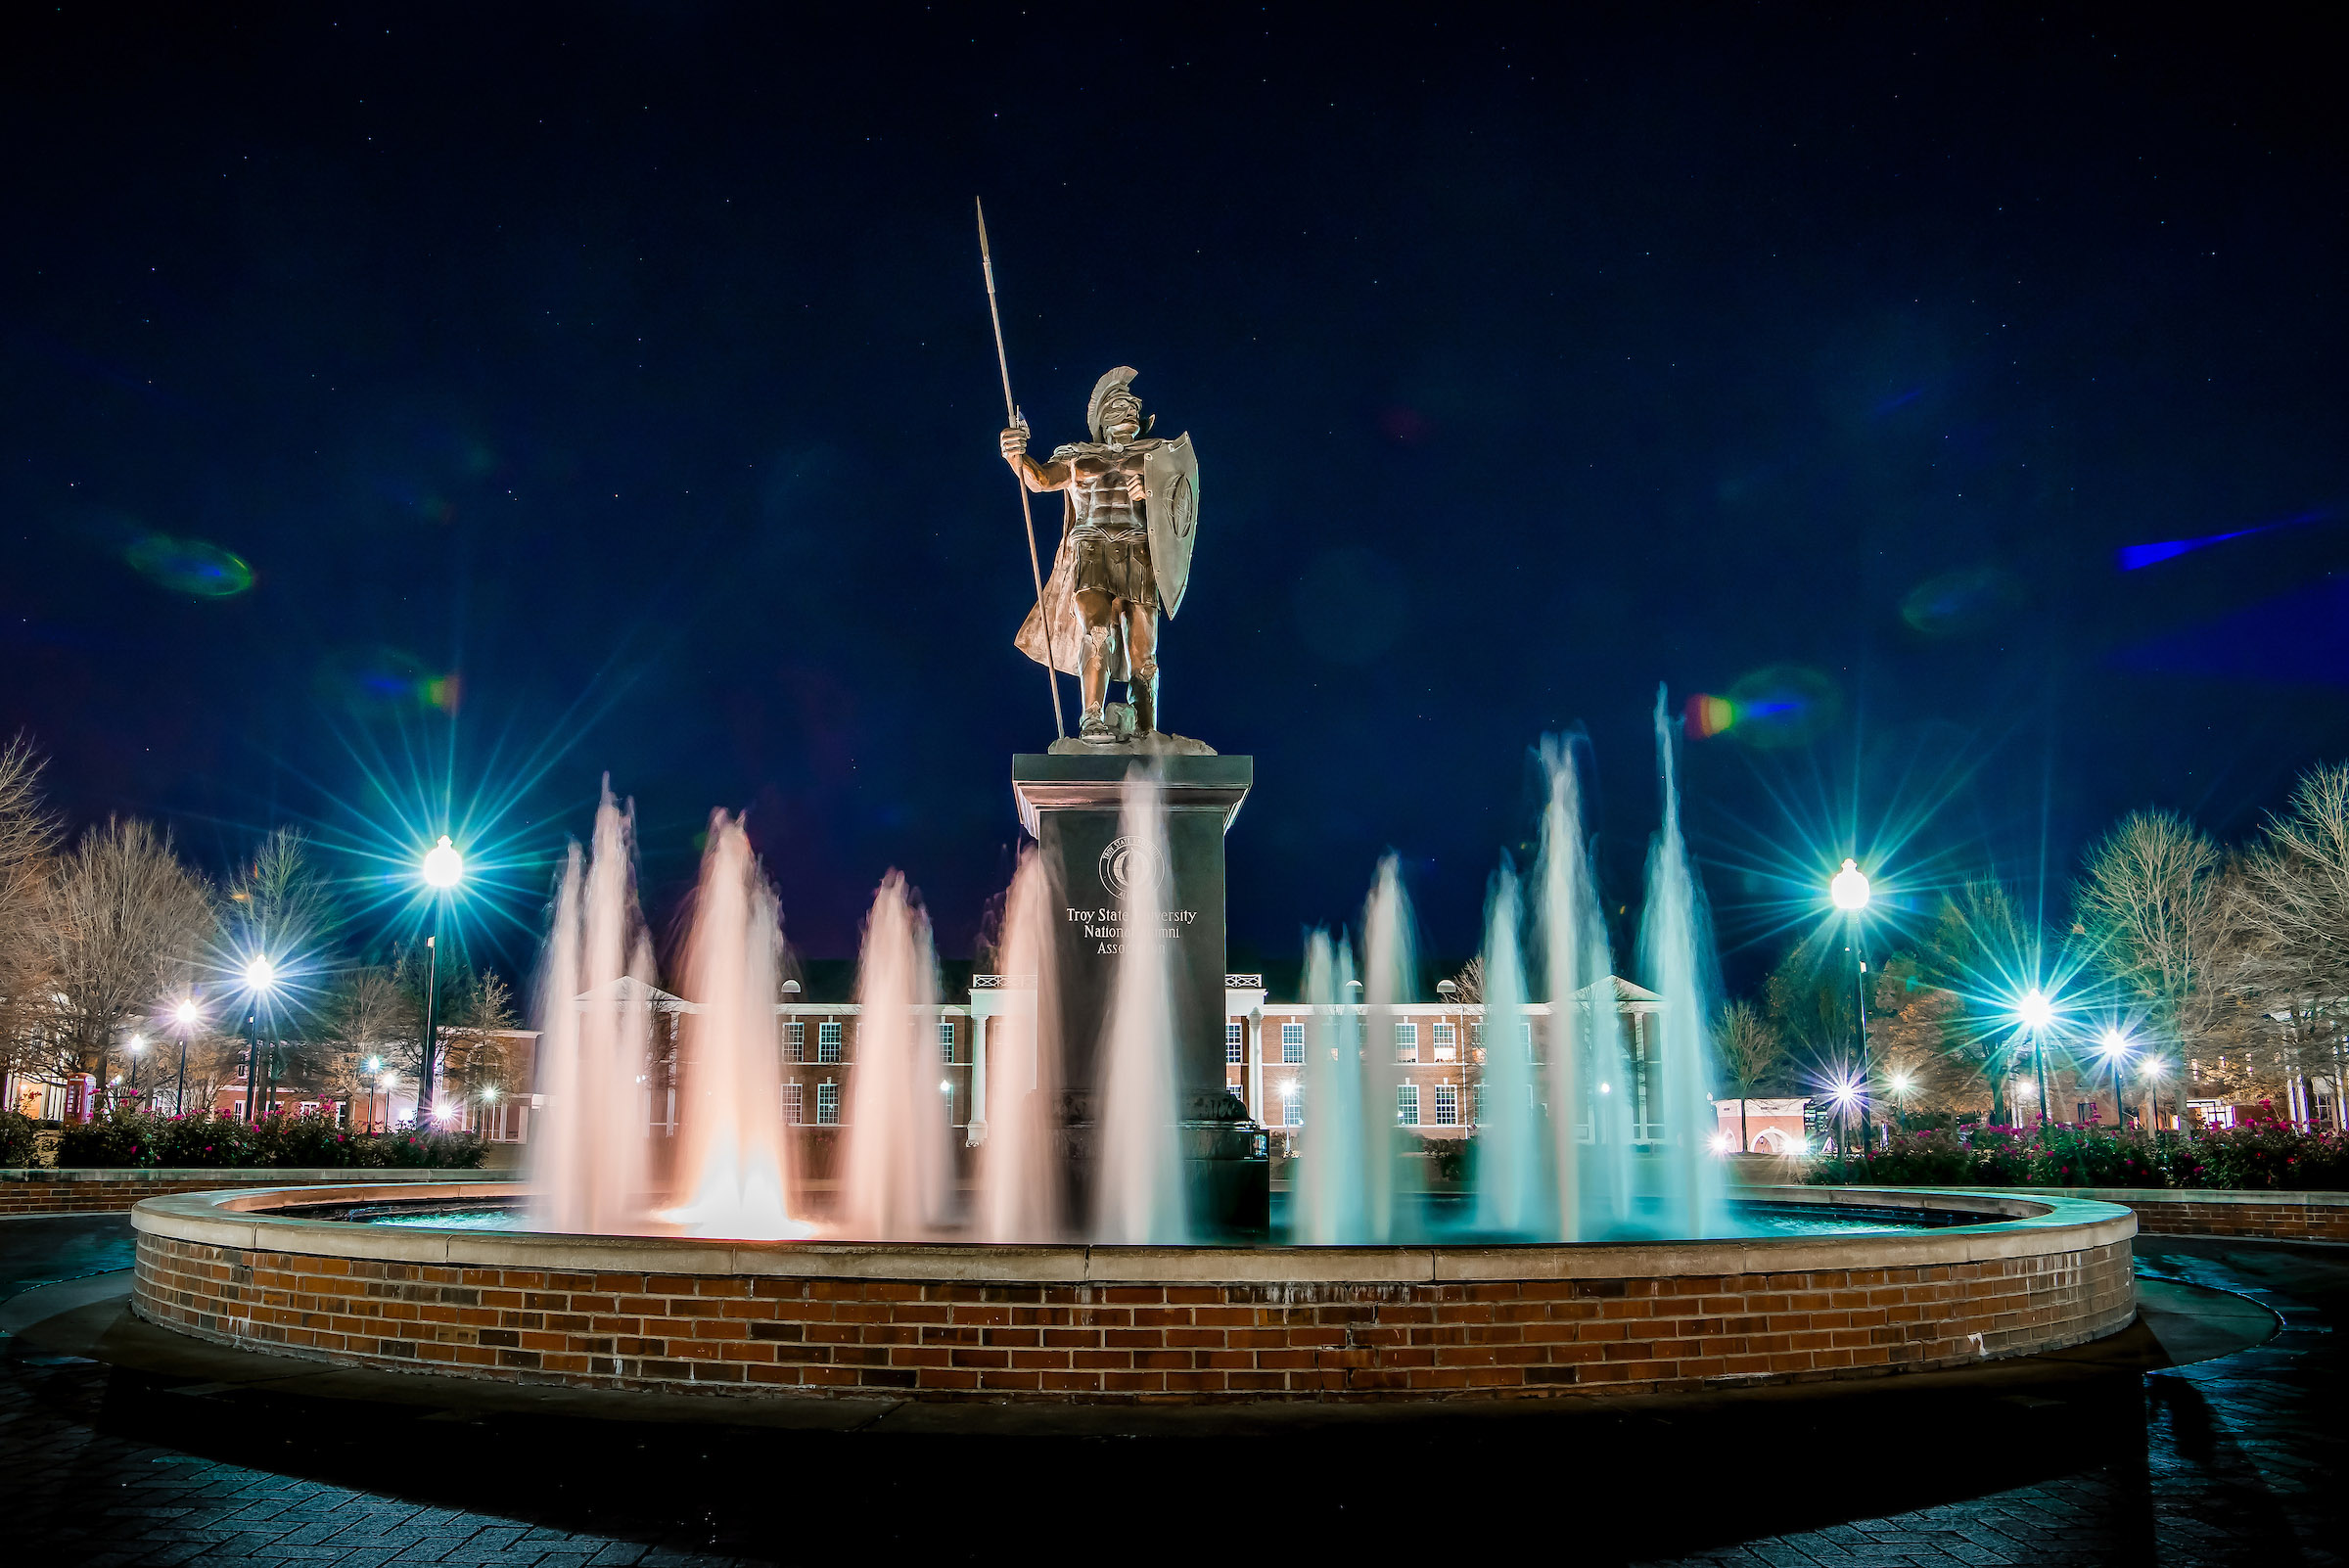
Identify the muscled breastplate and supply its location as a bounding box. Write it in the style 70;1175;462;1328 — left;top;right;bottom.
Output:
1061;441;1158;540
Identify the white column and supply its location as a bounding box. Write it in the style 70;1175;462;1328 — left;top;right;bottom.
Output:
1246;1013;1263;1124
967;1014;990;1147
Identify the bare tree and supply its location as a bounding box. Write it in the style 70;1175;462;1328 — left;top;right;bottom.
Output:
1712;999;1782;1151
219;828;340;1108
320;963;418;1100
2232;763;2349;1110
0;737;62;1085
2074;808;2238;1061
35;818;214;1083
439;970;521;1106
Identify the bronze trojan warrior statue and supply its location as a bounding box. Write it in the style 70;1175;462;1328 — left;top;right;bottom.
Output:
1001;367;1200;748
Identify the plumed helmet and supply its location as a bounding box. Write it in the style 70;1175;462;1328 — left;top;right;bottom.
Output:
1087;366;1141;442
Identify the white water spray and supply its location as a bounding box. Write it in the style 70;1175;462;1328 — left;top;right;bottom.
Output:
839;873;952;1239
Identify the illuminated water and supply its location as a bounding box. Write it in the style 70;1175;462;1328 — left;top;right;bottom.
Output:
351;1197;1951;1241
519;707;1743;1248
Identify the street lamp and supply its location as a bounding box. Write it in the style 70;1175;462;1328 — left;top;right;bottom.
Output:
2142;1055;2171;1132
171;997;200;1118
2015;988;2054;1129
1827;1076;1862;1157
2096;1028;2134;1130
124;1034;147;1111
417;835;464;1127
1828;858;1874;1152
240;955;280;1123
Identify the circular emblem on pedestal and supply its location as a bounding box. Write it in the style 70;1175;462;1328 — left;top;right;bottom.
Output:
1097;834;1168;900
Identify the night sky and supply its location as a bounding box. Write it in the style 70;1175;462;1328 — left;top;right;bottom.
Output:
5;5;2345;990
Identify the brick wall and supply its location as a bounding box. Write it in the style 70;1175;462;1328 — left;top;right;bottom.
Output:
131;1186;2136;1404
0;1170;484;1217
2011;1188;2349;1244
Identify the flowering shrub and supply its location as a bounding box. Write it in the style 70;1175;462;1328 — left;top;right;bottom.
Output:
0;1110;49;1167
57;1111;486;1171
1806;1120;2349;1191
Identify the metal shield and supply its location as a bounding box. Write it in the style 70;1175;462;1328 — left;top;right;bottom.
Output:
1143;433;1200;620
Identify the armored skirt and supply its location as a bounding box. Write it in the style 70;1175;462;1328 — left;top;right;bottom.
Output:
1015;519;1158;682
1070;530;1158;610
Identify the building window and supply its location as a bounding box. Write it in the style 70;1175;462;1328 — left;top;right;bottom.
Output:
785;1021;806;1063
1432;1021;1455;1060
1397;1083;1420;1127
1434;1084;1459;1126
1281;1022;1305;1063
816;1081;840;1126
785;1083;804;1125
1225;1021;1244;1063
818;1021;843;1063
1520;1020;1535;1055
1469;1021;1486;1047
1280;1080;1303;1127
1395;1022;1418;1062
1474;1082;1488;1123
940;1017;956;1063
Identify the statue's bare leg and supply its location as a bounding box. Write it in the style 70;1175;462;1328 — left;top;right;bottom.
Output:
1075;589;1118;740
1123;599;1160;735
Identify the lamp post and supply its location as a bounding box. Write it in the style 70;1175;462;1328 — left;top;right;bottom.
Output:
123;1035;147;1111
171;998;199;1118
240;956;279;1123
1829;858;1872;1153
2097;1029;2133;1130
2144;1055;2170;1133
418;834;464;1127
2016;989;2054;1129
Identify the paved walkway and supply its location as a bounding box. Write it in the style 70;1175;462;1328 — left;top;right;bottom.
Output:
1;1216;2341;1564
1646;1236;2348;1567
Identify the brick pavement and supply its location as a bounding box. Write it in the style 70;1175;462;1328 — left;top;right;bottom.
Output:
1643;1236;2347;1567
10;1217;2348;1565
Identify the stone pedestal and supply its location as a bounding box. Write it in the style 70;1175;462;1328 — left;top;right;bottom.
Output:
1012;753;1268;1239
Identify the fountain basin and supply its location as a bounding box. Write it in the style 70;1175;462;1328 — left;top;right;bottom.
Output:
131;1182;2134;1403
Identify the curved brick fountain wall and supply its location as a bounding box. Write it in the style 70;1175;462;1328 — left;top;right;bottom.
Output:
131;1182;2135;1402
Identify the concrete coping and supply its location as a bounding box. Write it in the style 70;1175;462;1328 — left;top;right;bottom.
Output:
1;1167;488;1184
130;1181;2135;1287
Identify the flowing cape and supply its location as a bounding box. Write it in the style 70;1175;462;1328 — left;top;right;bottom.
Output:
1013;490;1129;681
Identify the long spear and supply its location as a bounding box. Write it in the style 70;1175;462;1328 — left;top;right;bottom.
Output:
977;197;1066;741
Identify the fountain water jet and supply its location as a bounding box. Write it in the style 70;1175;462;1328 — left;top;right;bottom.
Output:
1637;686;1729;1239
839;873;952;1239
530;782;654;1235
975;849;1063;1243
1359;856;1416;1242
1535;738;1635;1240
1470;864;1545;1236
1093;769;1187;1244
1294;931;1365;1244
661;813;806;1239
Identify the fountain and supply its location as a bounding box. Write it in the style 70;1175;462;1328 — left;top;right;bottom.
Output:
125;361;2137;1407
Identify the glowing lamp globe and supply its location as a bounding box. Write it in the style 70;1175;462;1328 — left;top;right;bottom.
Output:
2098;1027;2130;1059
1829;857;1870;911
422;834;464;890
243;955;277;990
174;1000;199;1026
2017;989;2053;1030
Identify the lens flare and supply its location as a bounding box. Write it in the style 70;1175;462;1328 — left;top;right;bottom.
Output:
122;532;253;597
1703;666;1840;749
314;646;462;715
1683;693;1736;738
1901;566;2019;637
